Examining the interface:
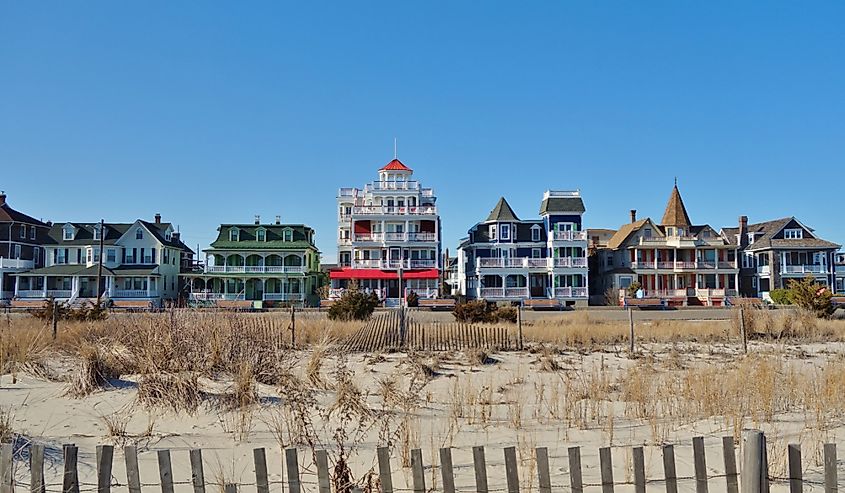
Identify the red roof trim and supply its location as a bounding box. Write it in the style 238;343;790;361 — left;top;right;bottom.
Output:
379;159;412;171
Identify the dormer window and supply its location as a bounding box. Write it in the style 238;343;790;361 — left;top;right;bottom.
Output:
784;229;803;240
257;229;266;242
678;228;685;236
93;225;102;241
63;225;75;241
666;227;675;237
283;229;293;242
230;228;240;241
136;228;143;240
531;225;541;242
644;228;652;238
489;225;498;241
748;233;755;244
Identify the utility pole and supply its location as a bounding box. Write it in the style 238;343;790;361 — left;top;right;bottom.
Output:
95;219;105;307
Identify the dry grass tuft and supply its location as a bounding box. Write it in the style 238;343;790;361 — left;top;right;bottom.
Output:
137;372;202;414
466;348;497;366
64;343;118;398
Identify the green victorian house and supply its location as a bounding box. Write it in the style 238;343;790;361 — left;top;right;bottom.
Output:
185;217;321;307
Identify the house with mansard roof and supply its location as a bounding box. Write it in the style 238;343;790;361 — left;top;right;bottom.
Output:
184;216;322;307
457;191;589;306
0;191;51;303
592;183;739;306
721;216;840;299
12;214;193;307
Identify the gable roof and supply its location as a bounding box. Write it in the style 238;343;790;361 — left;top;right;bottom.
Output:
486;197;520;222
722;217;841;251
660;185;692;227
379;159;412;171
539;196;586;215
0;194;47;226
208;223;318;250
43;221;188;250
607;218;655;250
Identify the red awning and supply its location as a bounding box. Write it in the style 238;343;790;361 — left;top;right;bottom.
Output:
329;268;439;280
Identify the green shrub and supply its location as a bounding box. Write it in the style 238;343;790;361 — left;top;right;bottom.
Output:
495;306;518;323
769;288;792;305
787;276;835;318
327;288;380;321
626;281;642;298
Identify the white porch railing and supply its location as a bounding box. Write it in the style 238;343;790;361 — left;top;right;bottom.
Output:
478;257;588;269
350;260;437;269
404;288;438;299
696;289;726;298
783;265;826;274
552;231;588;241
111;290;157;298
205;265;304;274
552;257;588;268
351;205;438;216
643;289;689;298
480;287;505;298
47;290;72;298
353;232;437;242
189;293;246;301
16;290;44;298
263;293;303;301
328;288;385;299
409;260;437;268
0;258;34;270
554;287;588;298
354;233;384;242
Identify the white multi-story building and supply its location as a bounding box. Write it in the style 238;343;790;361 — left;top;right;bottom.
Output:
457;191;589;307
13;214;192;307
330;158;441;304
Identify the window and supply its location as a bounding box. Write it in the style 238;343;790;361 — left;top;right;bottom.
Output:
14;244;21;259
283;229;293;242
136;228;143;240
643;228;652;238
742;252;755;269
93;225;101;240
531;248;541;258
93;248;100;263
702;230;711;238
752;277;758;289
34;247;40;264
63;226;74;241
30;227;36;240
57;249;66;264
257;229;266;242
500;224;510;240
666;227;675;237
107;249;116;263
86;249;92;263
784;229;803;240
531;226;541;242
607;254;614;267
20;225;26;239
165;231;171;241
230;228;239;241
489;225;497;241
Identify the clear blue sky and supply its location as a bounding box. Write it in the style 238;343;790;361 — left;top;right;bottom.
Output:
2;2;843;262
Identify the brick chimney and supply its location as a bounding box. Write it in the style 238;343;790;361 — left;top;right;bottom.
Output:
738;215;749;248
0;191;6;207
172;232;180;243
154;213;161;224
630;210;637;223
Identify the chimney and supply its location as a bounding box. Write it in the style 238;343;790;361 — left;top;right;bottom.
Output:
172;232;180;243
275;215;281;225
254;215;260;225
630;210;637;223
154;213;161;224
738;215;749;247
0;191;6;207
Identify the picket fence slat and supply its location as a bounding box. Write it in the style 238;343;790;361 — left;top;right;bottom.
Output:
189;449;206;493
599;447;614;493
473;446;489;493
30;444;45;493
568;446;583;493
315;450;331;493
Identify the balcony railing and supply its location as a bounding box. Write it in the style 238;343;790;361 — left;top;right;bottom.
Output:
0;258;34;270
17;290;45;298
552;231;588;241
783;265;827;274
47;290;72;298
554;287;588;298
189;293;246;301
264;293;303;301
479;287;530;299
757;265;771;275
404;288;438;299
633;260;737;270
112;290;158;298
329;288;385;299
351;206;438;216
350;260;438;269
478;257;588;269
551;257;588;268
205;266;305;274
353;232;437;242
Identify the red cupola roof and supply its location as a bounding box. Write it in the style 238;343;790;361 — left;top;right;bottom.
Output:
379;159;412;172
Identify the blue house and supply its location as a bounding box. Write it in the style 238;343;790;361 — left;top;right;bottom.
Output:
457;190;588;306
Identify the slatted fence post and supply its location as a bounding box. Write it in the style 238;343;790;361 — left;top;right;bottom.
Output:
30;443;45;493
599;447;614;493
633;447;646;493
504;447;519;493
189;449;205;493
742;430;765;493
536;447;551;493
628;307;635;354
411;449;425;493
158;450;174;493
693;437;709;493
0;443;12;493
568;446;583;493
285;449;301;493
824;443;837;493
440;448;456;493
254;448;270;493
315;450;331;493
63;444;79;493
96;445;114;493
377;447;394;493
723;436;739;493
124;446;141;493
473;446;488;493
739;306;748;354
663;444;678;493
788;444;802;493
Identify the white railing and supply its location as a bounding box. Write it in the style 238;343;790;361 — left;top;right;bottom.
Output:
16;290;44;298
404;288;438;299
47;290;72;298
505;287;530;298
206;265;304;274
717;262;737;269
526;258;548;268
554;287;588;298
189;293;245;301
407;232;437;242
783;265;826;274
478;258;505;268
643;289;689;298
480;287;505;298
552;231;588;241
328;288;384;299
353;232;437;242
354;233;384;242
365;180;422;192
351;206;438;216
552;257;588;268
111;290;157;298
0;258;34;270
757;265;771;275
479;257;588;269
409;260;437;268
696;289;726;298
264;293;303;301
